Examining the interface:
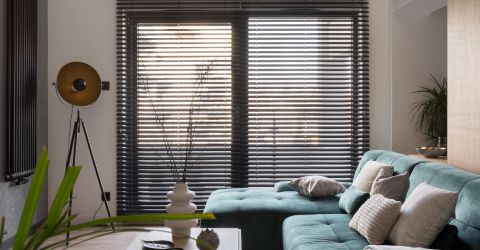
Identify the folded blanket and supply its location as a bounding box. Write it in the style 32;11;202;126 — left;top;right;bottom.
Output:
364;246;435;250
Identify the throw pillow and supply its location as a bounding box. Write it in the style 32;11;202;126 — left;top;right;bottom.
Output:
371;169;410;201
339;185;370;215
389;182;458;247
288;176;346;197
352;160;394;192
349;194;402;245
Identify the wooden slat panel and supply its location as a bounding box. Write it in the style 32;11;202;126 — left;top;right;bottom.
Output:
447;0;480;174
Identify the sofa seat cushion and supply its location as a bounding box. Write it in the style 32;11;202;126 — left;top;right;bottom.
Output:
283;214;369;250
204;188;343;214
203;188;344;250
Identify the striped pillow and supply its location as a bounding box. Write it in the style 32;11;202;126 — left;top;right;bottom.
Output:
349;194;401;245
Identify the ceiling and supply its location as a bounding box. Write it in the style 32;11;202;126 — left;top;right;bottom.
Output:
393;0;447;15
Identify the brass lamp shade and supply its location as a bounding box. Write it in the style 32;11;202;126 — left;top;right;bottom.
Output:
56;62;101;106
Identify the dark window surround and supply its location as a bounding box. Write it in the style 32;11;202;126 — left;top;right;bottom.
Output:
117;0;369;215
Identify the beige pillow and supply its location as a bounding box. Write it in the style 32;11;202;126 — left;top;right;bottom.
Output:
389;182;458;247
371;169;410;201
353;160;394;192
288;176;346;197
349;194;402;245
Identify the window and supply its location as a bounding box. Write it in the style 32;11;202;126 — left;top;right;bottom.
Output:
117;0;369;214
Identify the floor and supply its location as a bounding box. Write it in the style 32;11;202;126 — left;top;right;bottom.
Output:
42;227;139;249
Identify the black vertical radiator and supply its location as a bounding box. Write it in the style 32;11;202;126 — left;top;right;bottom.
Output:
5;0;37;184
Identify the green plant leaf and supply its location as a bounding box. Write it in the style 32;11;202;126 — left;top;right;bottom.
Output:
29;165;81;249
12;148;216;249
14;147;49;250
1;216;5;246
411;75;447;140
55;213;215;236
44;166;81;230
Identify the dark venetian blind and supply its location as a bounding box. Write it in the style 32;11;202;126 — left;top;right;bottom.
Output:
117;0;369;214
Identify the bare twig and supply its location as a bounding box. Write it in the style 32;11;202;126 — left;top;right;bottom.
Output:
140;59;216;183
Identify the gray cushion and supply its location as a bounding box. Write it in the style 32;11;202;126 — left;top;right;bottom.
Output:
371;169;409;201
289;176;346;197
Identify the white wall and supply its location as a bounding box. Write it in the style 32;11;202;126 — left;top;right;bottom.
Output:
391;6;447;154
370;0;393;150
370;0;448;154
48;0;117;221
47;0;446;218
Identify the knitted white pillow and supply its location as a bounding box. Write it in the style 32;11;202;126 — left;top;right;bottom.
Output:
349;194;402;245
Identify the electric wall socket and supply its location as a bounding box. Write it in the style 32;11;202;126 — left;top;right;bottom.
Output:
102;192;111;201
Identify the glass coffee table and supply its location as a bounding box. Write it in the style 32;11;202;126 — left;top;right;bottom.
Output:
127;227;241;250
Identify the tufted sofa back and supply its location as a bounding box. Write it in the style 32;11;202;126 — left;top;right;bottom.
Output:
408;162;480;250
353;150;427;180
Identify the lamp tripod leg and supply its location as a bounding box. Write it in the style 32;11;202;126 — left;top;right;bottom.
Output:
80;119;116;232
64;111;80;246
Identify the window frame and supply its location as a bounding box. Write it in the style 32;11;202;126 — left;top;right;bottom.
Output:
117;9;368;214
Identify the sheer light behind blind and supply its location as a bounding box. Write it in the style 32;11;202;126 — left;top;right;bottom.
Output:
117;0;369;214
247;16;369;186
119;22;232;213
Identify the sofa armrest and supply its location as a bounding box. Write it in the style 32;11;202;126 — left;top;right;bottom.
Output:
273;181;295;192
341;182;352;189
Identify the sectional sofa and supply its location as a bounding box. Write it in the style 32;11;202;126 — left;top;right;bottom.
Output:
203;150;480;250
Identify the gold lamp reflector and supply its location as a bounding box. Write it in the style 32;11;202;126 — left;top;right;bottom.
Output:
56;62;101;106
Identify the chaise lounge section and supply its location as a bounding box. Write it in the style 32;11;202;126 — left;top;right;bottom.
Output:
203;150;429;250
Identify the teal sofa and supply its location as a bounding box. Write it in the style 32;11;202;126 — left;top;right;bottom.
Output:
203;150;480;250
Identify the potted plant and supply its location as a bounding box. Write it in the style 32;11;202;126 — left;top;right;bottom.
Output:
411;75;447;148
0;148;214;249
140;60;215;237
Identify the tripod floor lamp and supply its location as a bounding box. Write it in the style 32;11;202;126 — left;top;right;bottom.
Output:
55;62;114;244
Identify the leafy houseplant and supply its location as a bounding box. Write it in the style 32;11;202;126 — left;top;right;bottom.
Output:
0;148;214;250
411;75;447;144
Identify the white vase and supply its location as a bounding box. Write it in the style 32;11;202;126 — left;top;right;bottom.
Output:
165;182;198;238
